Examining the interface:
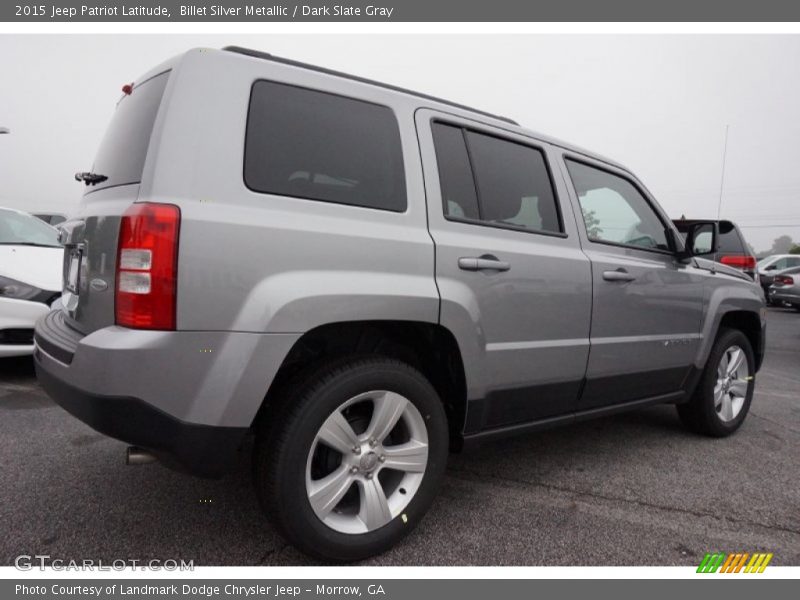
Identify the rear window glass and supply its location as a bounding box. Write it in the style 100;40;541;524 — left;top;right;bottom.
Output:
431;122;562;234
717;222;745;253
431;123;480;220
467;131;561;234
90;71;169;191
244;81;407;212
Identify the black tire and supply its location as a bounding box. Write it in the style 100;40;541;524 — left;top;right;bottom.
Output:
253;356;449;562
677;328;755;437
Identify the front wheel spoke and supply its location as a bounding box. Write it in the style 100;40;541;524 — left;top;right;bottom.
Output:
318;411;359;454
358;477;392;530
718;353;729;378
713;383;724;407
727;349;745;377
382;440;428;473
366;392;407;442
719;394;734;421
308;465;353;518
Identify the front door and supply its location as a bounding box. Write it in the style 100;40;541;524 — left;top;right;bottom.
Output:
559;156;706;409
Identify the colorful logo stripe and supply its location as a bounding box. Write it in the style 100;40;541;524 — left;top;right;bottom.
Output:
697;552;773;573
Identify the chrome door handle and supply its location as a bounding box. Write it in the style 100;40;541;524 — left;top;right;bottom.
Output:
458;256;511;272
603;269;636;282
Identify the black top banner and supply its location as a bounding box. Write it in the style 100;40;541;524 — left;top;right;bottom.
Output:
5;0;800;22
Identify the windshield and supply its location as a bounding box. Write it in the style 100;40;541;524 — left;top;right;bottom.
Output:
0;209;61;247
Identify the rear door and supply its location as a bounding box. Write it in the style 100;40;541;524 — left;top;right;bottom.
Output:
416;110;592;432
559;155;706;409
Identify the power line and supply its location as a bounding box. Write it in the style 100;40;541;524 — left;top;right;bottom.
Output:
738;224;800;228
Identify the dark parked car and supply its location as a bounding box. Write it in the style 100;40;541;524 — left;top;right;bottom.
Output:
673;219;757;280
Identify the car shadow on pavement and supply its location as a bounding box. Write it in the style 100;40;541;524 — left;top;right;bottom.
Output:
0;356;36;382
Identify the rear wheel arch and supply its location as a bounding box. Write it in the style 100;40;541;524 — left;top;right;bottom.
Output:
254;320;468;449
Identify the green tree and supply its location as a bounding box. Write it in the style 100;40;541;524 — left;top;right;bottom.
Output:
790;244;800;255
581;207;603;238
769;235;794;255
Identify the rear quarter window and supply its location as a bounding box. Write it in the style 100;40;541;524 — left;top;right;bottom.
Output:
90;71;169;191
244;80;407;212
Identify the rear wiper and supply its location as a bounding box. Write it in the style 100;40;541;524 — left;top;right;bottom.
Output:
75;171;108;186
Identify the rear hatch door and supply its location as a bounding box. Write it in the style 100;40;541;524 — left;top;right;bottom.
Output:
61;70;170;335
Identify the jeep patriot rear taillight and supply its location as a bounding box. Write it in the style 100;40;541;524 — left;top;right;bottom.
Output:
115;203;180;330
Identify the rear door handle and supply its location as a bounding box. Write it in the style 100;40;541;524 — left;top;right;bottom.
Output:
603;269;636;282
458;256;511;272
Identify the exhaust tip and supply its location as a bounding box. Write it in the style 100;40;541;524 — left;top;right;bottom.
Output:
126;446;157;466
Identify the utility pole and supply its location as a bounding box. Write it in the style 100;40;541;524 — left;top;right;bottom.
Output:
716;124;729;219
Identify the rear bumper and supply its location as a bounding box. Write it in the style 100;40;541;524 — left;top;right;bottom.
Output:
35;363;246;477
34;310;301;477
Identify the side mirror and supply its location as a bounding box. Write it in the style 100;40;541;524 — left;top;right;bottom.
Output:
671;222;717;263
765;265;777;271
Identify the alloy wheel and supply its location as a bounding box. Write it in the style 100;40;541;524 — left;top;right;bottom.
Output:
714;345;750;422
305;390;428;534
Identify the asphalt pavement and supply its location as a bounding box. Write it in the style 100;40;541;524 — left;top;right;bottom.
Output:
1;308;798;566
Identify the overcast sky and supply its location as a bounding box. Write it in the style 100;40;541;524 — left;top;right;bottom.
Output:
1;34;799;251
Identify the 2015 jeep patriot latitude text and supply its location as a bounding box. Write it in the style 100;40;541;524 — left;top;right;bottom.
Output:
34;46;766;561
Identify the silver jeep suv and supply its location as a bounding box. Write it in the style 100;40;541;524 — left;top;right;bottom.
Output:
34;46;766;561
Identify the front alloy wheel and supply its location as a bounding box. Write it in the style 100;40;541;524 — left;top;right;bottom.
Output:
713;345;749;423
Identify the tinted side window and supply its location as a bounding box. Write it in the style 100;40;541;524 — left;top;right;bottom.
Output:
466;131;561;234
245;81;407;212
431;123;480;220
566;160;669;251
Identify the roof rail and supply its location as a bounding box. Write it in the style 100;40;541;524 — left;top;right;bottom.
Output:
222;46;518;126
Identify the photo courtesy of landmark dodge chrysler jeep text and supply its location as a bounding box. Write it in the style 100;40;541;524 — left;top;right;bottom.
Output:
34;47;766;561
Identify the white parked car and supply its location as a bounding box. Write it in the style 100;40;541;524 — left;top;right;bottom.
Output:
757;254;800;275
0;207;62;357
